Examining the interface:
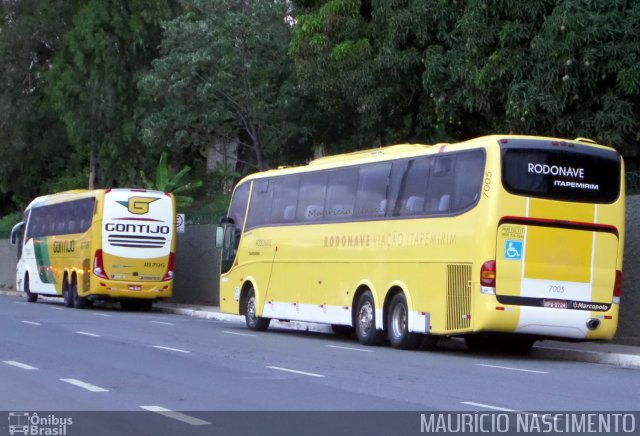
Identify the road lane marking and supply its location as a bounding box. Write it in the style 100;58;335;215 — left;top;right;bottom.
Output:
93;313;112;317
153;346;190;354
50;307;64;311
151;321;174;326
140;406;210;426
15;302;26;305
60;378;109;392
3;361;38;370
222;330;256;337
21;320;41;326
477;364;548;374
267;366;325;378
326;345;373;353
76;331;101;337
461;401;518;412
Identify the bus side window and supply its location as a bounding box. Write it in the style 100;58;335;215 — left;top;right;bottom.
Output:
325;167;357;221
245;181;271;230
395;157;430;216
270;176;300;224
296;172;328;222
451;150;484;212
425;156;453;214
355;162;391;218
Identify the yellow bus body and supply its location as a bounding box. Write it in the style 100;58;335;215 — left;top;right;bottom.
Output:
219;135;624;344
14;189;176;306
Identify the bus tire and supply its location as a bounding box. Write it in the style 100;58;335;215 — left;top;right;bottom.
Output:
245;289;270;331
24;275;38;303
331;324;354;337
71;278;88;309
387;293;421;350
139;300;153;312
355;291;385;346
63;279;74;308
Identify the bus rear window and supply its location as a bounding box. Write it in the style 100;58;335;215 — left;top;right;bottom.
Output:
501;139;621;204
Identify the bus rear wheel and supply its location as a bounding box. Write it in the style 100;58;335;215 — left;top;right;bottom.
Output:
245;289;270;331
63;279;74;308
355;291;385;346
71;278;88;309
24;275;38;303
387;293;421;350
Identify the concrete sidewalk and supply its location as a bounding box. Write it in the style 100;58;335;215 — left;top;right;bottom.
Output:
153;301;640;369
3;289;639;369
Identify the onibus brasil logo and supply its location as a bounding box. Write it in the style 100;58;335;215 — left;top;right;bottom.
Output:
116;197;158;215
7;412;72;435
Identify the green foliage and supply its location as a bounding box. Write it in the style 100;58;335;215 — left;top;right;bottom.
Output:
139;0;305;172
0;212;22;238
45;0;174;187
140;151;203;209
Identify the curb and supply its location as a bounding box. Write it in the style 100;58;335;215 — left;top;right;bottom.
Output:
532;345;640;369
0;289;19;297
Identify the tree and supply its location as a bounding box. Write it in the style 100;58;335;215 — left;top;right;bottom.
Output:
45;0;175;189
0;0;84;212
140;151;203;208
139;0;302;174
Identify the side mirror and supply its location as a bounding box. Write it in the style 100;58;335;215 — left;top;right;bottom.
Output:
10;222;24;245
215;226;224;248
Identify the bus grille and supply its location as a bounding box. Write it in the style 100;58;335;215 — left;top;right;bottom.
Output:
107;234;166;248
446;264;472;331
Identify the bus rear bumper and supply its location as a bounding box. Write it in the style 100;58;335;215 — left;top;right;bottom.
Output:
85;280;173;300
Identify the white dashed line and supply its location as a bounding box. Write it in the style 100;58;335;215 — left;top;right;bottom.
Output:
15;302;26;305
461;401;518;412
76;331;101;337
60;378;109;392
151;321;174;326
50;307;64;311
267;366;325;378
153;346;190;354
222;330;256;337
140;406;210;426
326;345;373;353
477;364;548;374
3;361;38;370
21;320;41;326
93;313;112;317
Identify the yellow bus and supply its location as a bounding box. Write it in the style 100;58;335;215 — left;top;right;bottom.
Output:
11;189;176;311
216;135;624;352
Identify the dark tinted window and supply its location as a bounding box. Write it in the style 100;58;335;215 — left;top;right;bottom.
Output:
297;172;328;221
501;139;621;203
325;168;358;220
245;180;273;229
271;176;300;224
228;182;250;232
26;198;96;238
395;157;431;216
424;155;454;214
355;163;391;218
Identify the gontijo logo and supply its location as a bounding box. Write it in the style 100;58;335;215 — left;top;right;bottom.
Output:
116;196;158;215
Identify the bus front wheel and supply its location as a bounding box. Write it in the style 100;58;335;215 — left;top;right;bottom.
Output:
24;275;38;303
355;291;385;346
387;293;421;350
245;289;270;331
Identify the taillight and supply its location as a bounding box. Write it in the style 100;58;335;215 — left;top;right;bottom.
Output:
162;252;175;281
613;270;622;303
480;260;496;295
93;249;108;279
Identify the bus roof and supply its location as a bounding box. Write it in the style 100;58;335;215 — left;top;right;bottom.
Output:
25;188;168;210
235;134;615;185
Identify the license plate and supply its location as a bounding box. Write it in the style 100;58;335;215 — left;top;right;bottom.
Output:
128;285;142;291
543;299;567;309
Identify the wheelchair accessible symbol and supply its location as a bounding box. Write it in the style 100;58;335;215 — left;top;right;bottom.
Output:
505;240;523;260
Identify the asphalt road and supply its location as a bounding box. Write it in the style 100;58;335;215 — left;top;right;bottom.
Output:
0;294;638;435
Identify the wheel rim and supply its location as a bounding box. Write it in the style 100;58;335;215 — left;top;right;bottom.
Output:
247;296;257;325
358;301;374;335
391;303;407;339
